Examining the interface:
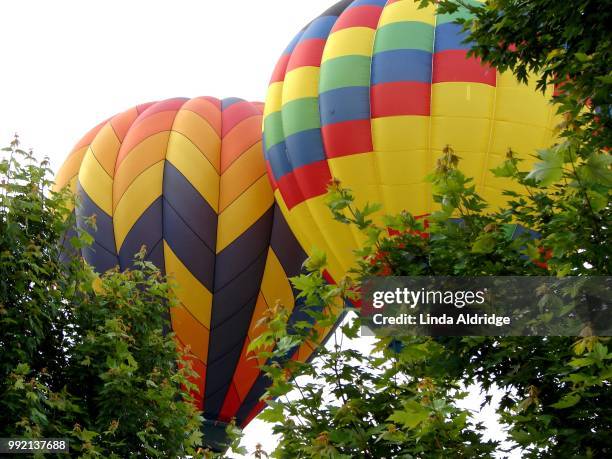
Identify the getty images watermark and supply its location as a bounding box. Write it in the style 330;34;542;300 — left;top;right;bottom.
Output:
360;277;611;336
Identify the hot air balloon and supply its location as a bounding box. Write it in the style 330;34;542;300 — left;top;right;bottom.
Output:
263;0;559;284
54;97;330;450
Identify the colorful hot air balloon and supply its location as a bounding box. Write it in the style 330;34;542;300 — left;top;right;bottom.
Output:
263;0;559;284
54;97;329;449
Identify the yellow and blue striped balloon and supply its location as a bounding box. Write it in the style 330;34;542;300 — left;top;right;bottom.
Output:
264;0;559;284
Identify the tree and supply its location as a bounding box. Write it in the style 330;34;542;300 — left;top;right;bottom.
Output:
251;145;610;457
0;137;207;457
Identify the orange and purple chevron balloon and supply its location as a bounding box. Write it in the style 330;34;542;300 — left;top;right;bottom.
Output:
54;97;330;442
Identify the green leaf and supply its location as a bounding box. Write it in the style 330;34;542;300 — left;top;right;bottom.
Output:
574;52;590;62
388;401;430;428
568;357;594;368
491;160;516;178
596;73;612;84
527;148;564;186
303;248;327;272
471;233;497;254
550;393;581;409
258;402;286;423
580;154;612;187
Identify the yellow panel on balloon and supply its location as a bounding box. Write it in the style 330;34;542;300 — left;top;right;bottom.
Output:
171;304;209;363
288;196;354;282
166;131;220;212
90;123;120;178
283;67;320;103
495;77;556;127
172;110;221;173
322;27;376;62
79;148;113;216
377;150;431;185
113;161;164;251
429;117;492;153
456;151;490;186
264;82;284;119
259;248;295;318
372;116;429;152
219;142;266;212
380;183;431;216
490;121;556;157
328;153;380;186
113;132;170;209
478;185;514;211
216;175;273;253
431;83;495;119
311;195;366;275
378;0;436;27
54;147;88;192
164;241;213;329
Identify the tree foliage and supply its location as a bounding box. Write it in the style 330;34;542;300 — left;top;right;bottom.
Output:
252;144;610;457
0;137;207;457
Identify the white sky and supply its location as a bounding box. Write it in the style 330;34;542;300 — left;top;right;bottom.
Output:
0;1;517;456
0;0;334;172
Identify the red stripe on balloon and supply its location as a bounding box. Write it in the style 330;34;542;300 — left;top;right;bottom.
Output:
330;5;384;33
278;172;304;210
293;160;332;200
371;82;432;118
286;39;327;72
433;50;497;86
218;383;241;422
266;161;279;191
279;160;331;209
322;119;374;158
138;97;189;119
241;400;267;428
222;101;262;138
322;269;336;285
270;54;291;83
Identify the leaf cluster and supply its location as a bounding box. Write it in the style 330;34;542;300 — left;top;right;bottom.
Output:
0;138;208;458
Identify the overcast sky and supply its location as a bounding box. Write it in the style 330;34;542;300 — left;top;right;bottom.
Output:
0;1;516;456
0;0;335;171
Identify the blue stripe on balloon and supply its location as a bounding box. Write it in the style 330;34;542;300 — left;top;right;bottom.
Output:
434;22;471;52
267;141;293;179
221;98;244;110
163;161;217;253
348;0;387;8
300;15;337;41
319;86;371;126
118;197;163;271
285;129;327;170
371;49;433;84
76;181;117;258
163;200;216;291
284;30;304;54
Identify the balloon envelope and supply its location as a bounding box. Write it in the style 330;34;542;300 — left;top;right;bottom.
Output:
55;97;327;442
263;0;559;284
